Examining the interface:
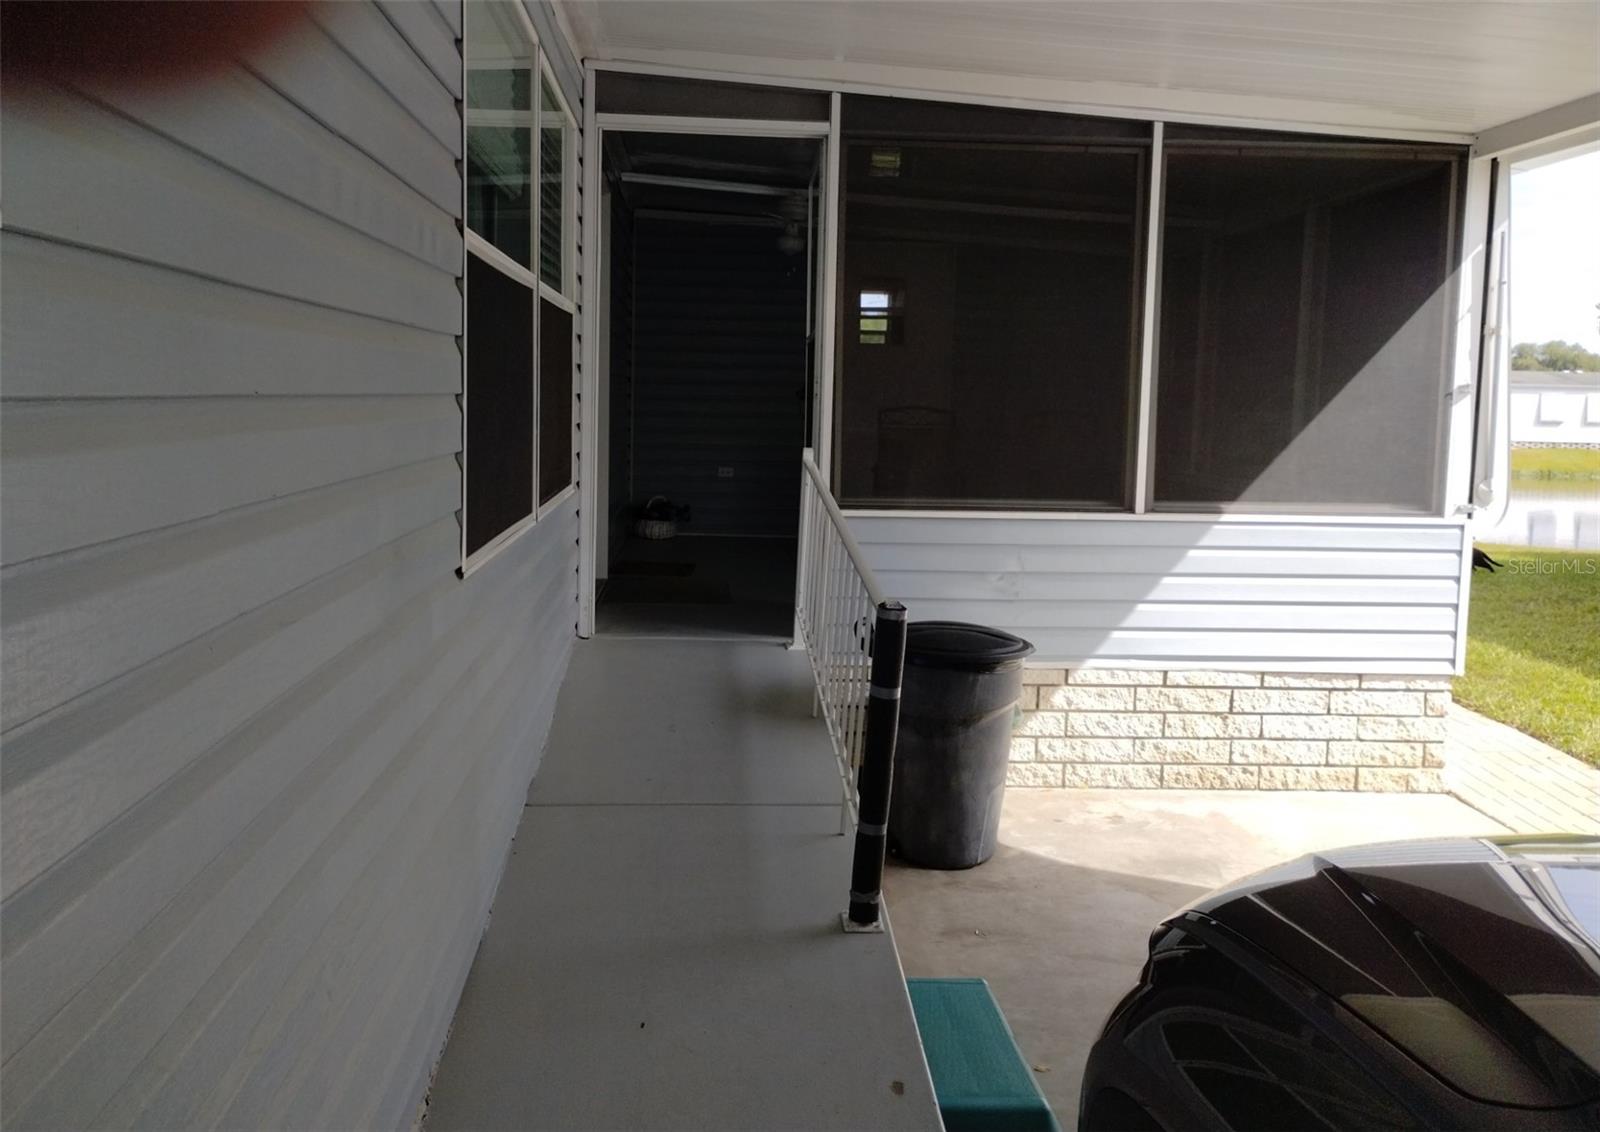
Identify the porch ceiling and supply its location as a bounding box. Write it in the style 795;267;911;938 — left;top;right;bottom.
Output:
563;0;1599;138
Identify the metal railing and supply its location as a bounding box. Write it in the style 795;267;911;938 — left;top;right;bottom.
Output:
794;448;908;930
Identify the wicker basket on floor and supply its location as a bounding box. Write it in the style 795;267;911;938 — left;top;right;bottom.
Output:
635;496;677;540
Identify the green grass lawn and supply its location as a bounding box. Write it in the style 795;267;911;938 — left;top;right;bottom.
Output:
1511;447;1600;480
1456;545;1600;766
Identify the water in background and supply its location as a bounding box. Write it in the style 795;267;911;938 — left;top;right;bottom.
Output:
1479;480;1600;549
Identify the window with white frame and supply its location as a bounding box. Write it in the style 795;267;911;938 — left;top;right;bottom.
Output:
462;1;576;563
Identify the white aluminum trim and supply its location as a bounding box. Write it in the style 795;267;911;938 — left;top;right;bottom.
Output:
460;18;470;571
587;58;1476;145
578;62;601;637
594;112;832;137
488;0;539;51
460;509;542;579
467;230;540;290
816;92;841;483
538;281;577;313
537;482;578;520
1133;122;1164;514
840;508;1468;526
1025;658;1460;675
1475;93;1600;159
620;172;793;197
1444;156;1494;516
1452;522;1473;674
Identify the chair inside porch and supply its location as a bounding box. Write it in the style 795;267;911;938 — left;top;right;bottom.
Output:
423;637;940;1130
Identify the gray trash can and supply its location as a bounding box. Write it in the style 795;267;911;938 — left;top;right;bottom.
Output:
888;621;1035;869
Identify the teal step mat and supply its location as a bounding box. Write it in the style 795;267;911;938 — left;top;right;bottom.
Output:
906;978;1060;1132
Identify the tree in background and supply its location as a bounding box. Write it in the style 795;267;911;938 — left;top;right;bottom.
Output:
1511;339;1600;371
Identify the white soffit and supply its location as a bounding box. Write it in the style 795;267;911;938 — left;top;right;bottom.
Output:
565;1;1600;138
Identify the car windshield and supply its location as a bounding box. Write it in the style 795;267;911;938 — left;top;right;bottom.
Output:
1547;866;1600;942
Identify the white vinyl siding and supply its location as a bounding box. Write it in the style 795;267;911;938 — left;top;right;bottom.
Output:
0;3;584;1128
848;515;1465;674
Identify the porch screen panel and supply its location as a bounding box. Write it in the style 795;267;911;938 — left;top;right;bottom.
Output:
837;96;1147;510
466;255;535;555
539;298;573;505
1153;136;1464;512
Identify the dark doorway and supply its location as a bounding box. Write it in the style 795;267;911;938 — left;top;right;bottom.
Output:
598;131;821;638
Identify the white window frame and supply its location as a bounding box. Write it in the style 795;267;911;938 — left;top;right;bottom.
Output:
535;51;580;520
539;58;579;303
461;0;546;576
580;60;1494;532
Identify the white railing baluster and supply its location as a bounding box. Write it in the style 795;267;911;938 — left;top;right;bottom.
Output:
793;448;900;834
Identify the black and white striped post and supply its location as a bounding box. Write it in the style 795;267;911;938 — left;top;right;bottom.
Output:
843;600;908;932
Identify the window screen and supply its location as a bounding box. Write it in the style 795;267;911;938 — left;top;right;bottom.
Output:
1153;140;1463;511
539;298;573;505
467;255;535;555
837;96;1148;509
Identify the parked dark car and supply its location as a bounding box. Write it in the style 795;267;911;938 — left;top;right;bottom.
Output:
1081;835;1600;1130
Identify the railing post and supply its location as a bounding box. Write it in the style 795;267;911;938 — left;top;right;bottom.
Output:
843;600;908;932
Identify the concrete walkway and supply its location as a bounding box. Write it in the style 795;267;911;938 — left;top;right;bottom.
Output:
424;638;939;1131
885;788;1506;1129
1446;704;1600;834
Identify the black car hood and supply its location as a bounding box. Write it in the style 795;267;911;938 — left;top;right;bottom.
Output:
1180;835;1600;1109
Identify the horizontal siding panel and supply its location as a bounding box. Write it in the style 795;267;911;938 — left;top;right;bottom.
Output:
0;463;453;758
1;522;457;1063
911;601;1457;632
866;544;1460;578
378;0;463;98
847;516;1464;551
217;575;567;1132
100;547;571;1132
1;10;585;1126
0;235;459;400
876;571;1461;605
852;514;1463;669
246;21;461;213
1017;629;1456;661
1;397;459;567
71;66;460;274
245;597;571;1132
310;3;462;154
2;93;459;333
2;510;574;1128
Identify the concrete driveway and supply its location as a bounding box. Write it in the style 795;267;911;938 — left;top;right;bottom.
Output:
883;788;1504;1129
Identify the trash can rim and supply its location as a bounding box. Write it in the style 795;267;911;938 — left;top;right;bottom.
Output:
905;620;1035;672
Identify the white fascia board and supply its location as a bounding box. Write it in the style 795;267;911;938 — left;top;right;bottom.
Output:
1475;92;1600;160
588;53;1476;143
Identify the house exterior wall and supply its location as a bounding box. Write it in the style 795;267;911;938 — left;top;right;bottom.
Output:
848;515;1466;675
1009;669;1448;792
0;3;583;1128
849;514;1463;791
1509;380;1600;447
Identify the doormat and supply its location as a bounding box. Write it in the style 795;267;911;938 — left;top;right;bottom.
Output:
609;561;696;578
600;576;732;604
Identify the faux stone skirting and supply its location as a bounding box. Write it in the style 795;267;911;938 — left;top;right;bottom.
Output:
1008;668;1449;792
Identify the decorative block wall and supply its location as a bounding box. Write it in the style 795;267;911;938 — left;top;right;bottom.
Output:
1009;669;1450;792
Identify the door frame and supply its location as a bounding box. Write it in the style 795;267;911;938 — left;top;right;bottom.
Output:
576;75;841;637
